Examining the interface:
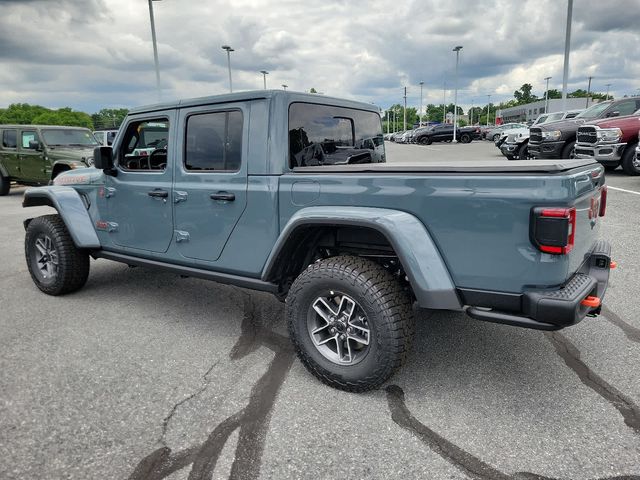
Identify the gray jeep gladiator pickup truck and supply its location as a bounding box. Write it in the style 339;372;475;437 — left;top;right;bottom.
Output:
21;91;613;391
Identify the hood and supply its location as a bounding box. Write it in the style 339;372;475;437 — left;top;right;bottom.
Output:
535;118;586;131
579;114;640;129
53;167;106;186
47;145;96;162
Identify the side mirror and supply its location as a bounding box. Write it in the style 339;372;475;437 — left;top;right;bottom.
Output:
607;111;620;118
94;146;114;171
28;140;41;150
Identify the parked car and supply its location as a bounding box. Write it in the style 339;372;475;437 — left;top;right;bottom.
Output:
93;129;119;146
499;129;531;160
0;125;98;195
495;126;529;149
529;98;640;159
414;124;476;144
22;90;612;391
574;109;640;175
485;123;527;142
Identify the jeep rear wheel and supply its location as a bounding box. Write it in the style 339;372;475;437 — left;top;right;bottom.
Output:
0;172;10;196
286;256;414;392
25;215;90;295
621;143;640;176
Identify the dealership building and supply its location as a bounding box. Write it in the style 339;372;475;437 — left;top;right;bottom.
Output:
497;97;597;123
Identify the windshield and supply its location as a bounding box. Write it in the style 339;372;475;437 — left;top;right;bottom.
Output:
576;102;611;119
42;129;99;146
546;113;563;121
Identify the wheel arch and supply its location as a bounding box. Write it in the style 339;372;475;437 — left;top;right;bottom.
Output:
51;162;72;180
262;207;462;310
22;186;100;249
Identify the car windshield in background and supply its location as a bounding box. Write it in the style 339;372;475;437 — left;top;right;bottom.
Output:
289;103;384;167
42;129;99;146
576;102;611;119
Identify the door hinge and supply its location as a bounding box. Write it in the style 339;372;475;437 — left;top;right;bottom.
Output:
174;191;188;203
175;231;190;243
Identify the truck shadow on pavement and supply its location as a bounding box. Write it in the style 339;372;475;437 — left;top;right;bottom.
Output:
127;289;294;480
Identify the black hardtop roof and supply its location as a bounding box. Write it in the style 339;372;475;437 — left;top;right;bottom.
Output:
0;125;92;130
128;90;381;115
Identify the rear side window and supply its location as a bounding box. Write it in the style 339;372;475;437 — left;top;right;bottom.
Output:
615;100;638;116
184;110;243;172
289;103;384;167
2;130;17;148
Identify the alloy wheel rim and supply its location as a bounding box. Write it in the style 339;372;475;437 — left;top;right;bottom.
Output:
34;235;59;280
307;291;371;365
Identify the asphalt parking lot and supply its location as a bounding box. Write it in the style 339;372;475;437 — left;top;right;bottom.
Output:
2;140;640;479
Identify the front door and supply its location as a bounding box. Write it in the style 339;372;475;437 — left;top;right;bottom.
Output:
106;113;175;253
172;104;248;262
18;129;46;182
1;129;20;177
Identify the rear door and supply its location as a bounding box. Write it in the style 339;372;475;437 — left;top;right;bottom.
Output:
1;129;19;177
172;103;248;262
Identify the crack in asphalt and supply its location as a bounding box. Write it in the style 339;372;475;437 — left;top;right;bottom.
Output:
128;289;294;480
601;306;640;344
385;385;640;480
545;332;640;434
159;359;222;448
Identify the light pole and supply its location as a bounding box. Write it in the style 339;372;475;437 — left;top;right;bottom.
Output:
260;70;269;89
586;76;593;108
442;78;446;123
452;46;463;142
486;94;491;127
222;45;234;93
147;0;162;102
544;76;552;113
561;0;573;111
403;86;407;131
419;81;424;126
470;99;474;125
605;83;612;100
282;84;288;91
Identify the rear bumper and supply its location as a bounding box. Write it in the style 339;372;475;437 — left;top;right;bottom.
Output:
528;140;564;158
465;240;612;330
575;142;625;164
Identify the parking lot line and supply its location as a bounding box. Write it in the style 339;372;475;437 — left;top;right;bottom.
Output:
608;186;640;196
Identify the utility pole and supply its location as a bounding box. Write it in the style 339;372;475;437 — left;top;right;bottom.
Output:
544;76;552;113
147;0;162;102
452;46;462;142
419;81;424;126
486;94;491;126
605;83;612;100
586;76;593;108
470;99;474;125
403;87;407;131
442;79;446;123
561;0;573;111
260;70;269;89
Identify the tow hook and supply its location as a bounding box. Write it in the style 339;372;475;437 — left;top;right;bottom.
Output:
581;296;601;308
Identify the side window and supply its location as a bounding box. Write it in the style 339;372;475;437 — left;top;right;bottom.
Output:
119;119;169;171
184;110;243;172
21;131;37;149
616;100;638;116
288;102;384;167
2;130;17;148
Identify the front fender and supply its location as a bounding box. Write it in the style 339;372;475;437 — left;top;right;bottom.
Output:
22;186;100;249
263;207;462;310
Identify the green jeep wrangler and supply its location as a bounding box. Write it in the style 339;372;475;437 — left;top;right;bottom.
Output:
0;125;98;195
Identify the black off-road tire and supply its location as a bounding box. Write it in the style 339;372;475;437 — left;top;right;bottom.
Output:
0;172;10;196
621;143;640;176
517;142;529;160
460;133;472;143
604;164;618;172
25;214;90;295
561;141;576;159
286;256;414;392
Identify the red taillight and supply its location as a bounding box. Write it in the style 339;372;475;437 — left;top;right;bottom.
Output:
599;185;607;217
531;207;576;255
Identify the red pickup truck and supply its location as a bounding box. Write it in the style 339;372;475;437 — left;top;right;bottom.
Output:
575;112;640;175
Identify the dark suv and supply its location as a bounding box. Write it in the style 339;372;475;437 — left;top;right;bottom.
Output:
528;98;640;159
414;124;477;144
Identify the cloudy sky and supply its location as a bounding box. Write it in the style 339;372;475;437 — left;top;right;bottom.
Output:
1;0;639;114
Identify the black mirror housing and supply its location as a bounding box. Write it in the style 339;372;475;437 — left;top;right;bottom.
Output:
94;146;114;170
28;140;40;150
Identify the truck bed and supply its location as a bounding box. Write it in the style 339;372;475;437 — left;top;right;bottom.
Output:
292;158;596;174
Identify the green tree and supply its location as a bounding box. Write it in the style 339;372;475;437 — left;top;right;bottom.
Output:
0;103;50;124
91;108;129;129
32;108;93;129
513;83;537;105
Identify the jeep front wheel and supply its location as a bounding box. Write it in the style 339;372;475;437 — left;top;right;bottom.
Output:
25;214;90;295
286;256;414;392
